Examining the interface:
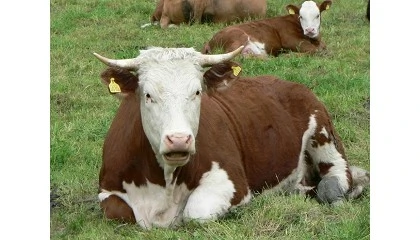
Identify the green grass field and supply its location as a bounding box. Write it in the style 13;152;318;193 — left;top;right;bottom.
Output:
50;0;370;239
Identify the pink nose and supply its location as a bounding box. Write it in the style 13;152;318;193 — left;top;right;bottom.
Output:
306;27;315;33
164;134;192;151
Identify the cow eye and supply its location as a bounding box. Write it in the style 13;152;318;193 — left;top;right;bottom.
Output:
316;14;320;18
145;93;154;103
195;90;201;96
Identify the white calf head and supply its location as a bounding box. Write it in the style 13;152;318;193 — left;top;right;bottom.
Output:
287;0;332;39
93;47;243;169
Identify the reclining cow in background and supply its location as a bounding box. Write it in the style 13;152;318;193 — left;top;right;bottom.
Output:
202;0;331;57
92;45;369;229
147;0;267;28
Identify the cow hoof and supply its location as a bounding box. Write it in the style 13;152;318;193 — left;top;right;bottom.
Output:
316;176;345;205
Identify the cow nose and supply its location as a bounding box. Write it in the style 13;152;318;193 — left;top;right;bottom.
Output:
306;27;315;33
164;134;192;151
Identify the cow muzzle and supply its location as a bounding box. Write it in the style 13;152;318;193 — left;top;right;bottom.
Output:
162;134;194;166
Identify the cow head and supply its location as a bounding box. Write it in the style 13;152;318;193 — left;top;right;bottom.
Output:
286;0;332;39
94;46;243;176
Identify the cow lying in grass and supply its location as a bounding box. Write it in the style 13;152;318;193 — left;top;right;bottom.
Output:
92;45;369;229
202;0;332;57
145;0;267;29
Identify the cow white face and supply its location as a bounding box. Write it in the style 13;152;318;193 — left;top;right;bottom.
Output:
299;1;322;38
138;60;203;167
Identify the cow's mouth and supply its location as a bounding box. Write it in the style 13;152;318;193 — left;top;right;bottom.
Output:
164;152;190;166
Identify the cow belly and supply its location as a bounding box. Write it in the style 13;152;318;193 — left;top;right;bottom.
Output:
99;181;191;229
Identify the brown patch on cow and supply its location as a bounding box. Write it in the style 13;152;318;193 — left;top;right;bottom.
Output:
311;126;330;148
318;162;333;176
100;195;136;223
203;61;241;93
100;67;139;95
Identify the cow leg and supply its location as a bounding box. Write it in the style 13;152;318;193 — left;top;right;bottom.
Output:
182;162;242;222
304;114;351;206
285;38;324;54
100;194;136;223
160;15;171;29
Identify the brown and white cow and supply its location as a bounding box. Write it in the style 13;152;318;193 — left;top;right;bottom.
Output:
146;0;267;29
202;0;331;57
93;46;369;229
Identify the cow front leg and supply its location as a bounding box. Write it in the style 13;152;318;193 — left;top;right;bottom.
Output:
182;162;237;222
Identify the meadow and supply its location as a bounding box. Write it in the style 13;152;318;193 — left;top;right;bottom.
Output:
50;0;370;239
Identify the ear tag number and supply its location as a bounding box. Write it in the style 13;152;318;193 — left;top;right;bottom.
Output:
232;66;242;76
108;78;121;93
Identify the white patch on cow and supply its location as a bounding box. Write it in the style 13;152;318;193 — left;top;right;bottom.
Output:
98;181;191;229
242;39;267;57
320;126;329;138
296;114;318;187
299;1;322;38
98;191;112;202
183;162;236;222
140;21;159;28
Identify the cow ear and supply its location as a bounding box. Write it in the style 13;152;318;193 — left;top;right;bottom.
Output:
100;67;139;98
286;5;300;15
203;61;242;92
319;0;332;12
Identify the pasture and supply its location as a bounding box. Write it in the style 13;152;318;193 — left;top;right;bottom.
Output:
50;0;370;239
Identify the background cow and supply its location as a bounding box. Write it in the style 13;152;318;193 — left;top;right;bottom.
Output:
148;0;267;28
202;0;331;57
93;46;369;229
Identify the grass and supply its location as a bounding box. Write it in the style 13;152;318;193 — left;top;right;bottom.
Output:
50;0;370;239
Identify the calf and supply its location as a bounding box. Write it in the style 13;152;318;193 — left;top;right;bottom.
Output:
93;46;369;229
202;0;331;57
148;0;267;28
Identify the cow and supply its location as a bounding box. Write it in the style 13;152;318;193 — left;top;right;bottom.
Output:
146;0;267;29
202;0;332;57
92;46;369;229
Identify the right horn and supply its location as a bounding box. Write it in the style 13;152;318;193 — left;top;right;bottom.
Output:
93;52;140;71
198;46;244;67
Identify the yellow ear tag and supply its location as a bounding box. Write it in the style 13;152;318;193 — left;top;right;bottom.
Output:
232;66;241;76
288;8;295;15
108;78;121;93
326;5;330;10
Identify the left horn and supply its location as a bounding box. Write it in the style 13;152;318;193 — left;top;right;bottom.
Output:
93;52;140;71
198;46;244;66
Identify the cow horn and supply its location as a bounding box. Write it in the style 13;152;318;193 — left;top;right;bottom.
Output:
198;46;244;66
93;52;140;71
